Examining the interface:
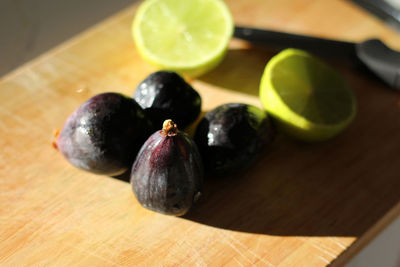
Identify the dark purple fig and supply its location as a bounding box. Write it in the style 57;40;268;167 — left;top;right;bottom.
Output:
57;92;152;176
131;120;203;216
133;71;201;129
194;103;274;176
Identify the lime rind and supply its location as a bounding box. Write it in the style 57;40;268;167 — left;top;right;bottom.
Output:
132;0;234;77
260;48;356;142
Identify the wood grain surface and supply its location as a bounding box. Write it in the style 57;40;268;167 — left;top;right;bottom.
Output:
1;0;400;266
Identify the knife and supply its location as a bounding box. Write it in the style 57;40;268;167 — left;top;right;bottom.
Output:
234;26;400;90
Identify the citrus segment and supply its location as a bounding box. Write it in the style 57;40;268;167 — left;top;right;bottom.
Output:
259;49;356;142
133;0;233;77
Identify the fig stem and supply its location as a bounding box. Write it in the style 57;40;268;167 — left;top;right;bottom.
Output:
162;119;178;136
52;128;61;150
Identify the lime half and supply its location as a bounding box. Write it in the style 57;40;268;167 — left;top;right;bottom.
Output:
132;0;233;77
259;49;356;142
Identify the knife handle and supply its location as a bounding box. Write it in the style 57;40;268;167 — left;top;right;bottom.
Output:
234;26;357;59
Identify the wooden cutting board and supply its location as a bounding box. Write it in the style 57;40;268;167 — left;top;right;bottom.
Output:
1;0;400;266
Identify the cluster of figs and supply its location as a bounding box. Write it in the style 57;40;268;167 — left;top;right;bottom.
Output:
56;71;275;216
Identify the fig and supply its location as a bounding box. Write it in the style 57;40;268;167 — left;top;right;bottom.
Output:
194;103;274;176
57;92;153;176
131;120;203;216
133;71;201;129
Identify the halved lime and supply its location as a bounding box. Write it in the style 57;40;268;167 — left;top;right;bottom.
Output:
259;49;356;142
132;0;233;77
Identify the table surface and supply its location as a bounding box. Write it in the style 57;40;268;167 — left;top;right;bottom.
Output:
1;0;400;266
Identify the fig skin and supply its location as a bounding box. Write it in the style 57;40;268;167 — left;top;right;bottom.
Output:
194;103;274;176
57;92;153;176
133;71;201;129
131;120;203;216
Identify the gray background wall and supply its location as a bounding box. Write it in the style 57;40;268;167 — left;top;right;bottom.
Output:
0;0;137;76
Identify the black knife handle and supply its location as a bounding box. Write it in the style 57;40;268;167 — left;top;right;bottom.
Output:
234;26;357;59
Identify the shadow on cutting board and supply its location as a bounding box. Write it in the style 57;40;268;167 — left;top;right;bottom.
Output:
198;45;277;97
183;130;400;236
